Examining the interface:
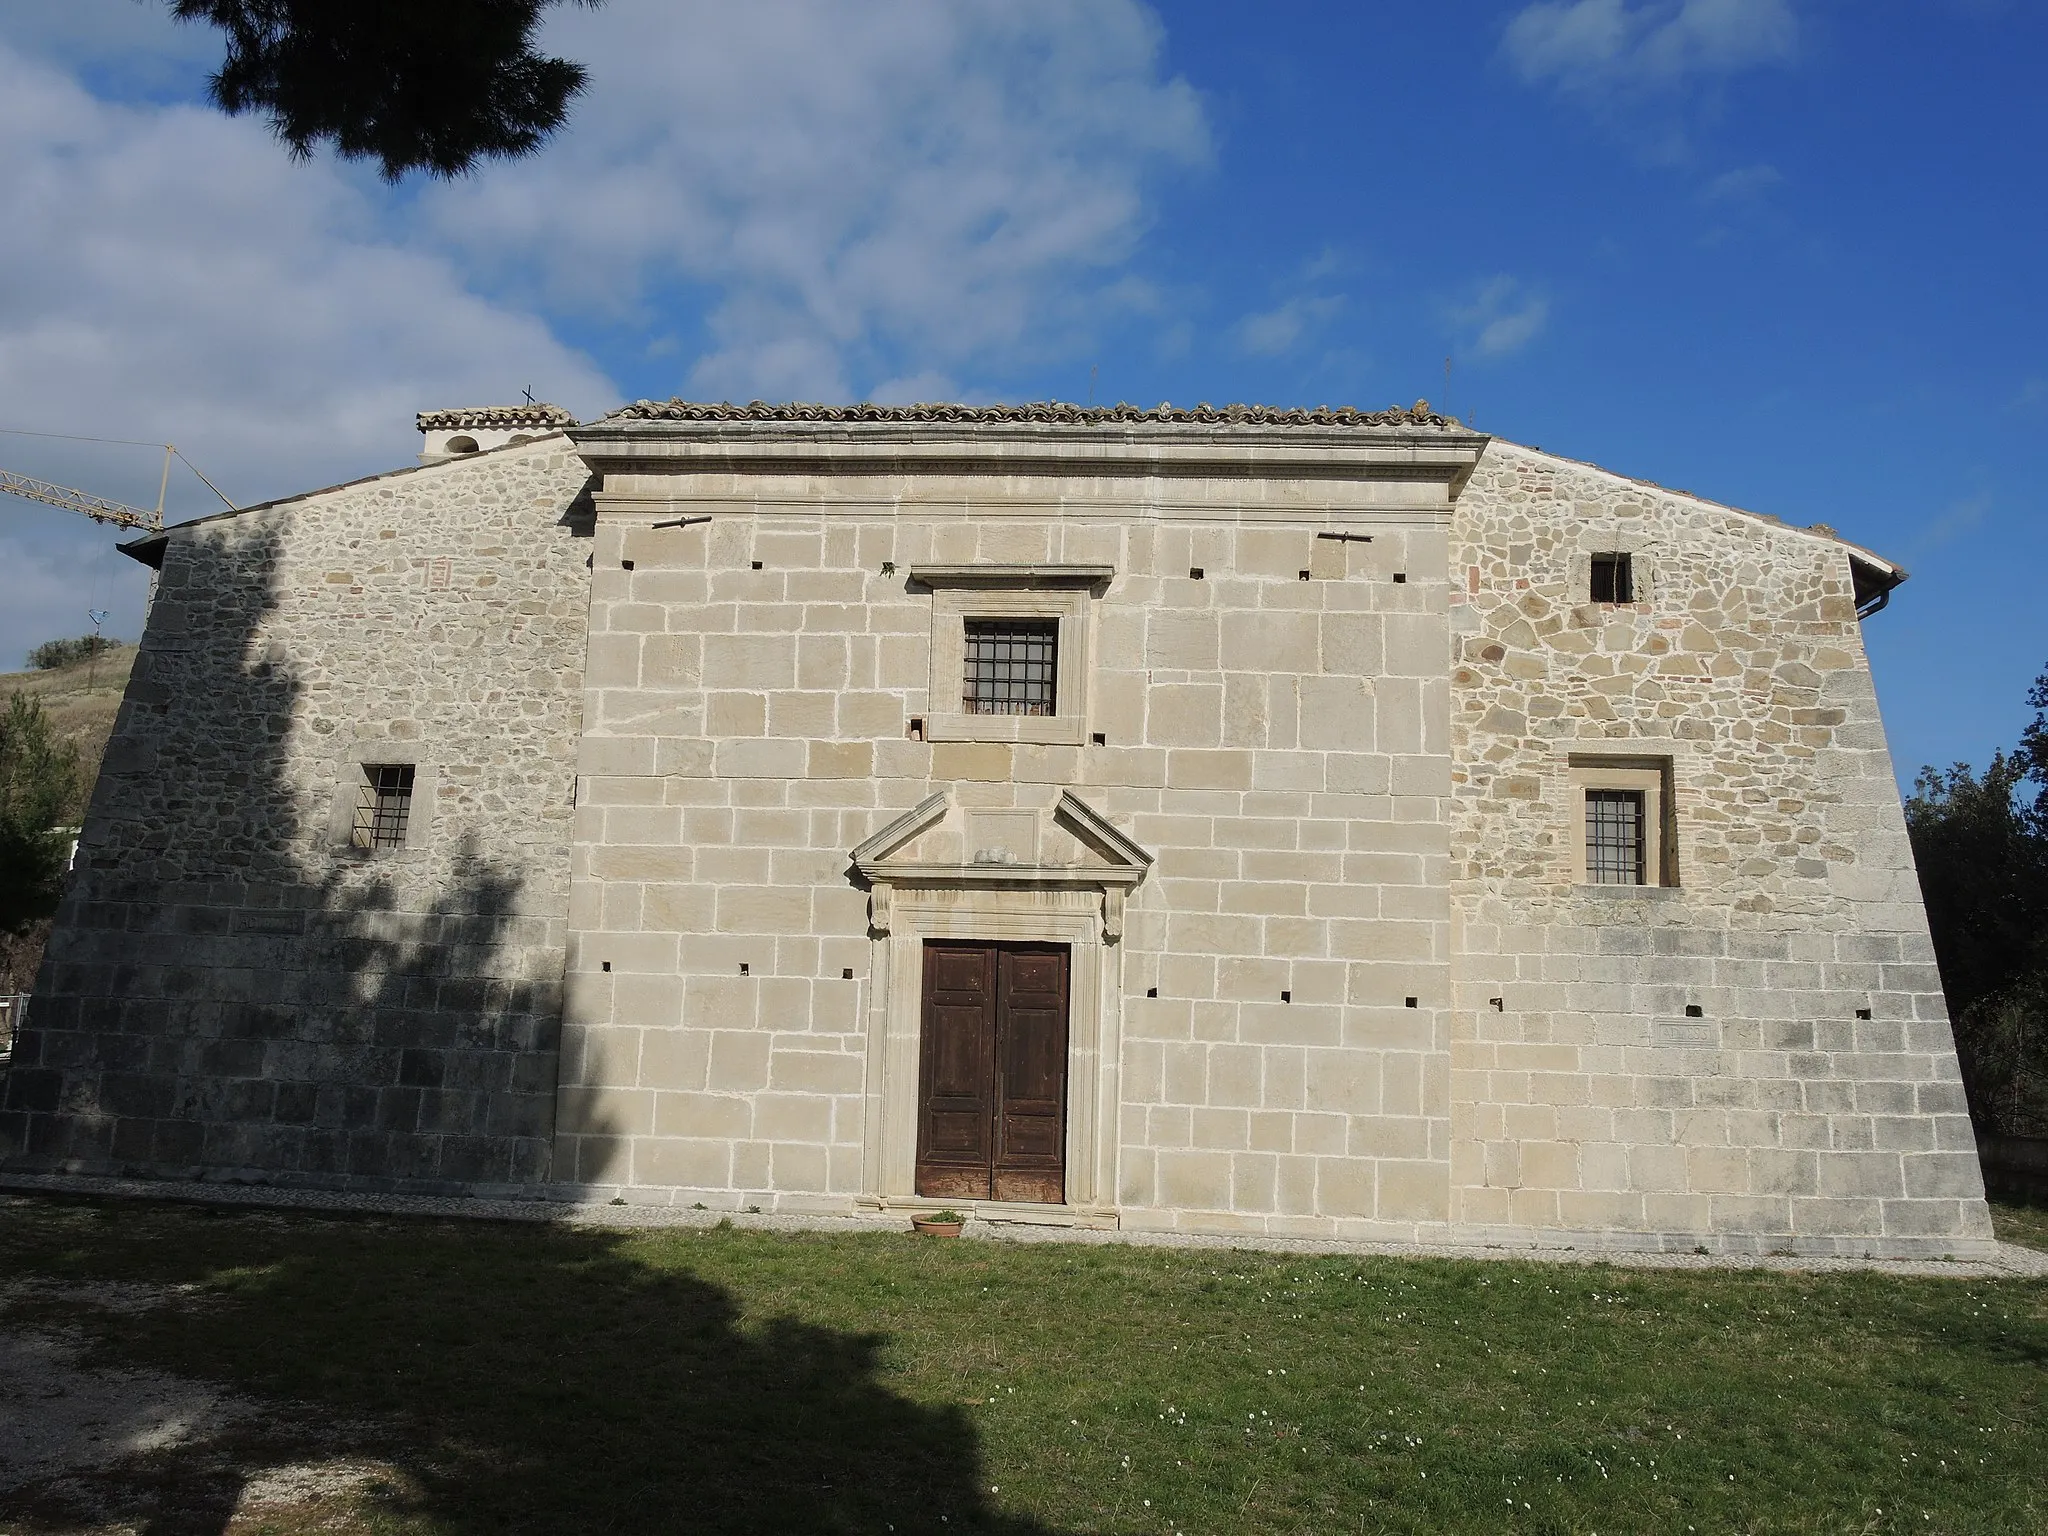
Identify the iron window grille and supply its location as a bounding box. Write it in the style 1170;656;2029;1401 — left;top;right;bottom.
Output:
962;619;1058;716
1590;552;1634;604
352;763;415;850
1586;788;1646;885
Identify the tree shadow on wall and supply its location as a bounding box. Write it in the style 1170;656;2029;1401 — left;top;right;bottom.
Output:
0;1212;1058;1535
0;483;1036;1528
3;486;599;1188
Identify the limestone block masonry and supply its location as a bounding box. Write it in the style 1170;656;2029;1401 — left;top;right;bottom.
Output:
0;401;1995;1256
555;405;1473;1240
0;440;594;1191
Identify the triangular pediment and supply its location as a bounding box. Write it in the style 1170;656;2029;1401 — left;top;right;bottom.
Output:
849;792;948;866
850;789;1152;887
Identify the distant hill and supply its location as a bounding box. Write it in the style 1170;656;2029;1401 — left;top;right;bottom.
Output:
0;643;136;995
1;642;137;785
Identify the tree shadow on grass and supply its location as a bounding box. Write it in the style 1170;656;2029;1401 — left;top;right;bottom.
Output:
0;1210;1058;1535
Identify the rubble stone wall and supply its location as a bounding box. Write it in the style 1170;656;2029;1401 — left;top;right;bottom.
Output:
1;441;593;1190
1446;442;1992;1253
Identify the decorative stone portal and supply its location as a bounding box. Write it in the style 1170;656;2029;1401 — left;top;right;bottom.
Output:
851;790;1154;1224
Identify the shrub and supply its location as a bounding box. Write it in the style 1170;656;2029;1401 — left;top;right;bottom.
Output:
0;693;79;931
27;635;109;670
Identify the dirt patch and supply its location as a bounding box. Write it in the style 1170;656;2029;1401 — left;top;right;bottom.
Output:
0;1328;252;1491
0;1283;399;1534
236;1457;405;1513
2;1277;211;1318
0;1434;412;1536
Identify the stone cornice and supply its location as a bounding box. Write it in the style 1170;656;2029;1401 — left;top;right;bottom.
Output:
907;564;1115;588
853;862;1150;889
571;399;1490;488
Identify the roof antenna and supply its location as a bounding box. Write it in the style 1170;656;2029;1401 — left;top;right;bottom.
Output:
1443;356;1452;420
522;384;537;405
1088;364;1098;406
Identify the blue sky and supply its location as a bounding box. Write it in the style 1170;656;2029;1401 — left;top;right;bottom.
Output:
0;0;2042;788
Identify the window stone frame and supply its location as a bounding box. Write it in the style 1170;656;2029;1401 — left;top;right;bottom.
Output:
912;565;1109;747
1567;755;1674;888
325;745;437;858
1571;529;1658;609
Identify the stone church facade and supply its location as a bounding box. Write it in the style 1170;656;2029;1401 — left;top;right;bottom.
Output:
0;401;1995;1256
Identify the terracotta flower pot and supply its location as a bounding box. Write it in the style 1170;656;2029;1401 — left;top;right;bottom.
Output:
912;1216;964;1237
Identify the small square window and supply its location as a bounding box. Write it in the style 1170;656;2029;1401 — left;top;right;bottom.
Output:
351;763;415;850
1590;552;1633;604
1569;756;1674;887
962;619;1057;716
1586;789;1646;885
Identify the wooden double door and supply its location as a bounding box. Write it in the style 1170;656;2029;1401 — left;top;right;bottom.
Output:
915;941;1070;1204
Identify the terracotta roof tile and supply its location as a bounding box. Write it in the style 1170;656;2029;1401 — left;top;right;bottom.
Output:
601;398;1463;428
416;404;577;430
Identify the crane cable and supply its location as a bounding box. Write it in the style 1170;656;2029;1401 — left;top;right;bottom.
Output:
0;426;237;511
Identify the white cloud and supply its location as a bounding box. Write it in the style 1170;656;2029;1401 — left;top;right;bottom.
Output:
868;370;961;406
1230;248;1351;359
0;0;215;79
1478;304;1549;358
1911;492;1992;558
1450;277;1551;359
0;2;1206;666
1701;163;1783;203
422;0;1209;402
0;33;617;669
1234;297;1344;358
1504;0;1797;93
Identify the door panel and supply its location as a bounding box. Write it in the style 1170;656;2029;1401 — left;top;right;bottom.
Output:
915;944;994;1200
992;947;1068;1203
915;941;1068;1205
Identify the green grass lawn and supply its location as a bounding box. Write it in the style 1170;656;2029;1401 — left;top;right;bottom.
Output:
1991;1197;2048;1252
0;1196;2042;1535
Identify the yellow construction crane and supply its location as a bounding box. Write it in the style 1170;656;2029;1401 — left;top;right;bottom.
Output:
0;433;234;533
0;466;163;532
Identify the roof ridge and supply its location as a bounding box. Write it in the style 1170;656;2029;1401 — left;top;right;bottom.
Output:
417;404;577;430
601;398;1465;429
